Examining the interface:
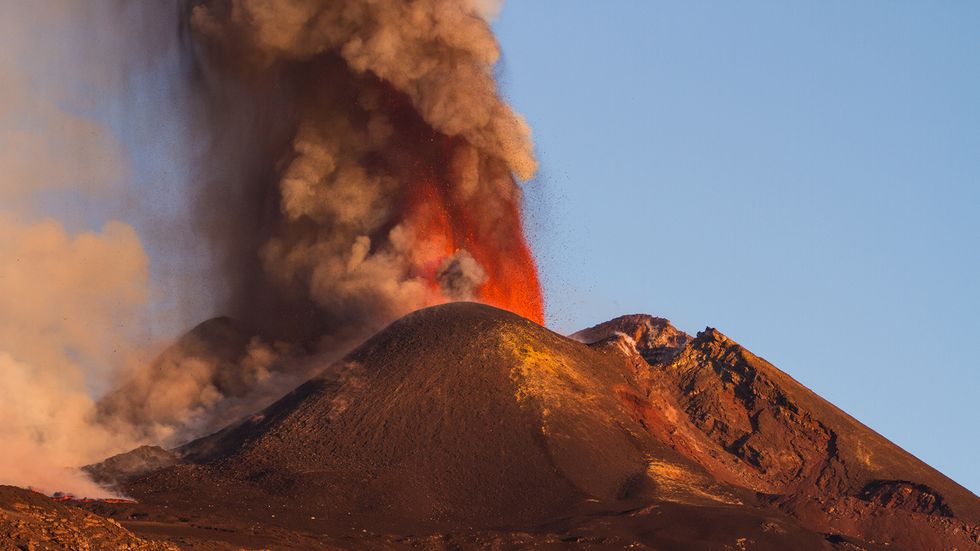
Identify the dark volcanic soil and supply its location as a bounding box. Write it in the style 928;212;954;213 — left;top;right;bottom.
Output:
34;303;980;550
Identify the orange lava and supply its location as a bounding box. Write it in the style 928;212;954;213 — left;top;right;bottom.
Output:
403;146;544;324
463;197;545;325
380;85;544;324
27;487;137;504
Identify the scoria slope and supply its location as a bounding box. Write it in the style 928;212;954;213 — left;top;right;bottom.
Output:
136;303;705;530
577;315;980;550
88;303;978;549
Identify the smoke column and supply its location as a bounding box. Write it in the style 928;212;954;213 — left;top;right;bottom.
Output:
183;0;544;342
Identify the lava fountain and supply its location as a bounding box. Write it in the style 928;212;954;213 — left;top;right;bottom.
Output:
402;134;544;324
184;0;546;336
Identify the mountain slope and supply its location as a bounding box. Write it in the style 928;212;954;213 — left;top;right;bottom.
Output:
108;303;978;550
577;315;980;549
147;304;707;529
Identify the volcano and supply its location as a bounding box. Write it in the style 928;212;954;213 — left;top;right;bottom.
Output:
12;303;978;549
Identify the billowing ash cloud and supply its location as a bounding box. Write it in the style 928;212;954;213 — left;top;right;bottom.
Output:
181;0;542;343
0;216;150;497
0;1;161;497
0;0;545;488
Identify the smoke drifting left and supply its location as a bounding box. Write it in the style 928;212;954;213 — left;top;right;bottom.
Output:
0;0;543;494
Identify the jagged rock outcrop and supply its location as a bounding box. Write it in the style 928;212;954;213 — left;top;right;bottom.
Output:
0;486;175;551
572;314;691;365
577;317;980;550
84;446;181;490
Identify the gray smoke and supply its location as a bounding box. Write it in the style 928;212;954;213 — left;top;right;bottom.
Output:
437;250;489;300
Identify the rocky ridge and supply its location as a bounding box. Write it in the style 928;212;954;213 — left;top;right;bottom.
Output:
48;304;980;549
578;314;980;550
0;486;175;551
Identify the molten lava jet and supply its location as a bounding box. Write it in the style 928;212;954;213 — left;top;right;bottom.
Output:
403;137;544;324
182;0;546;338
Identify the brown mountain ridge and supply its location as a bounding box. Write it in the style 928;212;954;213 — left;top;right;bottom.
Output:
14;302;979;550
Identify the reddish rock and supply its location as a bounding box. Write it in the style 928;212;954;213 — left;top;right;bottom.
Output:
82;303;978;550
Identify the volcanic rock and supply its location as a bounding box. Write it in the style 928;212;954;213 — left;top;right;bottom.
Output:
84;446;181;489
150;303;678;530
572;314;692;365
578;319;980;550
0;486;176;550
95;303;978;549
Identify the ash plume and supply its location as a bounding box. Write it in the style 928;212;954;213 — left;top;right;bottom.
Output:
0;217;149;498
0;0;545;490
181;0;542;343
438;250;489;301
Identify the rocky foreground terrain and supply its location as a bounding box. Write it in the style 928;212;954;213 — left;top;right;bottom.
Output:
0;486;176;551
4;303;978;549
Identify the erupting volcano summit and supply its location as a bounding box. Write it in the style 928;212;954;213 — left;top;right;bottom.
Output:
184;0;545;341
2;1;976;550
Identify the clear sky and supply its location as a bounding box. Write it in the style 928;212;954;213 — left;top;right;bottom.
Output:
493;3;979;495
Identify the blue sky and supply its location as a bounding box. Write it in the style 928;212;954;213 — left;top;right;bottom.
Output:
494;3;979;494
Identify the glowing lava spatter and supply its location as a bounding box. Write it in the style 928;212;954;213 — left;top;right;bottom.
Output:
470;214;544;325
404;187;545;324
403;137;544;324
